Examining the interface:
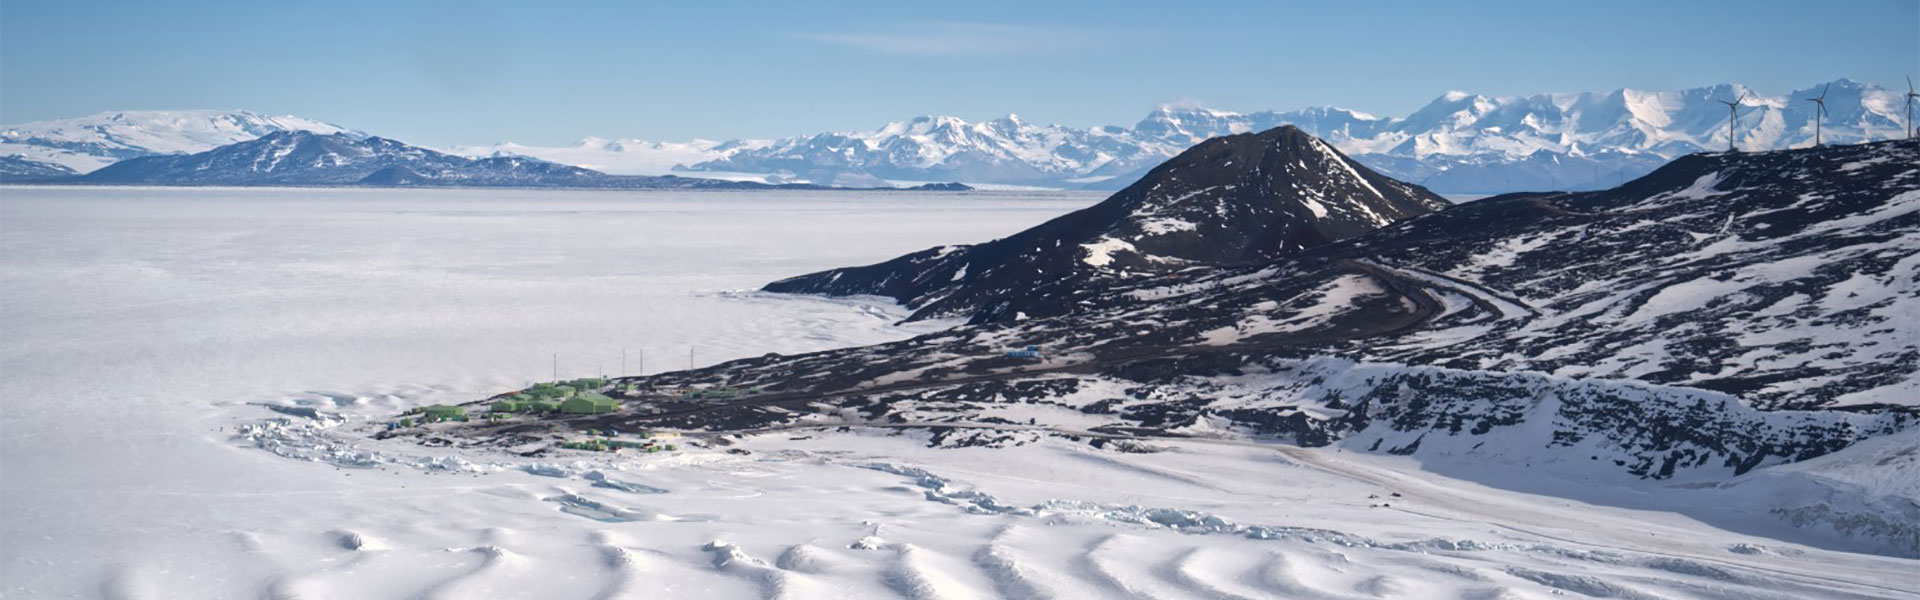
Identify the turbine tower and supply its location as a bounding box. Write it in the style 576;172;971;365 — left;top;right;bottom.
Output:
1806;83;1830;147
1717;92;1746;152
1906;76;1917;139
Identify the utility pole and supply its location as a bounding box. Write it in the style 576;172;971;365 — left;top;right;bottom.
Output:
622;348;627;376
552;353;557;382
689;346;696;370
638;349;645;376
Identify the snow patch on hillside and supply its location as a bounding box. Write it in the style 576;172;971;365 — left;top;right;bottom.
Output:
1079;237;1136;268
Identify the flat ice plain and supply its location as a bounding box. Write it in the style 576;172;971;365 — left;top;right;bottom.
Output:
1;187;1914;599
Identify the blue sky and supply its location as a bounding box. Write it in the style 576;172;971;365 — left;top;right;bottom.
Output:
3;0;1915;147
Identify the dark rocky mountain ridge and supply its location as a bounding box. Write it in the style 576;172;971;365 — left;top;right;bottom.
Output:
764;126;1450;324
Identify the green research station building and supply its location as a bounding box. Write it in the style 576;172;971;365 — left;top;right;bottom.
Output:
559;393;618;414
422;404;467;421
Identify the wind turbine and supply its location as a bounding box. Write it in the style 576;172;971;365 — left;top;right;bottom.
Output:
1805;83;1830;147
1906;76;1917;139
1717;92;1747;152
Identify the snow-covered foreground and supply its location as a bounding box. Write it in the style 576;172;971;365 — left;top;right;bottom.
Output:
1;187;1914;598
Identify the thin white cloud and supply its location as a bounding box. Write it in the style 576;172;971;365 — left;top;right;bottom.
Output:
800;22;1106;57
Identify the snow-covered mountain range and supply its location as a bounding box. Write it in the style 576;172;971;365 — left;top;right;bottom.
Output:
6;79;1909;194
685;79;1910;193
81;130;615;187
0;109;358;174
76;130;933;190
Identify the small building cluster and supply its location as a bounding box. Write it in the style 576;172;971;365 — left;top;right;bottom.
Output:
421;404;467;422
488;378;621;416
387;404;468;429
389;378;634;431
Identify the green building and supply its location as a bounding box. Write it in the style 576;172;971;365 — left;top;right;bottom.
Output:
491;399;526;413
571;377;606;390
559;392;618;414
527;383;585;399
526;399;561;413
422;404;467;422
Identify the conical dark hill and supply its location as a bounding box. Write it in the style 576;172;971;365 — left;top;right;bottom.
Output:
764;125;1451;323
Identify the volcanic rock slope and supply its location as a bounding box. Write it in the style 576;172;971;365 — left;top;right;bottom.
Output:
764;126;1450;323
563;135;1920;554
1305;142;1920;410
692;134;1919;431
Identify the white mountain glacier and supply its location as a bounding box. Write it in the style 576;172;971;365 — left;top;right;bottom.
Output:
722;114;1178;185
0;109;358;173
675;78;1908;193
